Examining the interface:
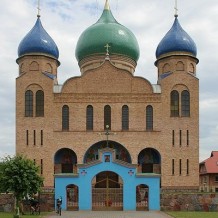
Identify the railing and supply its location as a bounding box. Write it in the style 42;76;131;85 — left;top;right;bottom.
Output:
54;164;77;174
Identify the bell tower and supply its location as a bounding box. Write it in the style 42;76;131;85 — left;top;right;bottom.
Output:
154;5;199;191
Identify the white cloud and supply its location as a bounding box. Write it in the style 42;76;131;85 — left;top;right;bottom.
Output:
0;0;218;162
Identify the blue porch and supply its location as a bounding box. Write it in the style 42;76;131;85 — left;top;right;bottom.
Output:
54;148;160;211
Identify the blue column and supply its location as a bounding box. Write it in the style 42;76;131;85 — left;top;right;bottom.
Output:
79;177;92;210
123;181;136;210
55;178;67;210
148;179;160;210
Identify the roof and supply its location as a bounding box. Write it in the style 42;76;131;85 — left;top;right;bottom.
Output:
200;151;218;174
156;16;197;58
75;1;140;63
18;17;59;59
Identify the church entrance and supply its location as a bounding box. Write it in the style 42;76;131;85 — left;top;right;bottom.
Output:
92;171;123;211
55;147;160;211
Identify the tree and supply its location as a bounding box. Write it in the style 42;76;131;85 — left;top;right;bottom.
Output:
0;155;44;217
0;161;5;193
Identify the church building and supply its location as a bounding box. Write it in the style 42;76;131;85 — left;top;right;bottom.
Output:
16;0;199;211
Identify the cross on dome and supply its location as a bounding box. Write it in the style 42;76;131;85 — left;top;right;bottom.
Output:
104;0;110;10
37;0;41;17
174;0;178;17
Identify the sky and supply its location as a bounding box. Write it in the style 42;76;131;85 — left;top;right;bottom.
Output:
0;0;218;161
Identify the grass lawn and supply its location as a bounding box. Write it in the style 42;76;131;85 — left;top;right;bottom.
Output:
0;212;48;218
167;211;218;218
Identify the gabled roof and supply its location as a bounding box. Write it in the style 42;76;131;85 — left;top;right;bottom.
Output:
200;151;218;174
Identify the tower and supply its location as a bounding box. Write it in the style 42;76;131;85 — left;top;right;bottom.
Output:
155;12;199;191
16;12;60;184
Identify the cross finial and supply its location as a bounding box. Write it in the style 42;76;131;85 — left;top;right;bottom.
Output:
98;125;116;148
37;0;41;17
104;0;110;10
104;43;111;56
174;0;178;17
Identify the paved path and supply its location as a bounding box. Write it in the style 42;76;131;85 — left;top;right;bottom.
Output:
44;211;173;218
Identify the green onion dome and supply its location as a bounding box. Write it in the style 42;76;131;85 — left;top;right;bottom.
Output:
75;1;140;64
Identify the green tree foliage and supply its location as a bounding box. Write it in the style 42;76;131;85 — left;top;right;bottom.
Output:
0;155;43;217
0;161;5;193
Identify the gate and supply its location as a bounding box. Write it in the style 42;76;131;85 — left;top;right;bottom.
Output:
92;171;123;210
136;184;149;211
66;184;78;210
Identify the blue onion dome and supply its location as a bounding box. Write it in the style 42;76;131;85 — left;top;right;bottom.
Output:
156;16;197;59
18;17;59;59
75;1;140;63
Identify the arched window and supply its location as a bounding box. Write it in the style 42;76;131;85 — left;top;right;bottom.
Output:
122;105;129;130
171;90;179;117
181;90;190;117
146;105;153;130
25;90;33;117
176;61;184;71
36;90;44;117
29;61;39;71
104;105;111;130
86;105;93;130
162;63;170;73
189;63;195;73
62;105;69;131
45;63;52;73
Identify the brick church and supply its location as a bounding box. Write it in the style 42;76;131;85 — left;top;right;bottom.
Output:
16;0;199;211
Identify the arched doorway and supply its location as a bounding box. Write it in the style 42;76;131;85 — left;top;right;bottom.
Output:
92;171;123;210
138;148;161;174
84;140;131;163
66;184;78;210
136;184;149;210
54;148;77;174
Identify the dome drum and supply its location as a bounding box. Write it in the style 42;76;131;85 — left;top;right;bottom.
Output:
79;54;137;75
156;54;198;77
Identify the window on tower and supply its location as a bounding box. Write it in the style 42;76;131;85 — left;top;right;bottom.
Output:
146;105;153;131
170;90;179;117
181;90;190;117
25;90;33;117
36;90;44;117
122;105;129;130
62;105;69;131
86;105;93;130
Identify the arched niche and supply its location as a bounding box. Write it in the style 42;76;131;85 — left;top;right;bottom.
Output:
84;140;132;164
138;148;161;174
54;148;77;174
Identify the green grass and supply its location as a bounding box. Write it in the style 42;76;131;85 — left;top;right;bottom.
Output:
167;211;218;218
0;212;48;218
